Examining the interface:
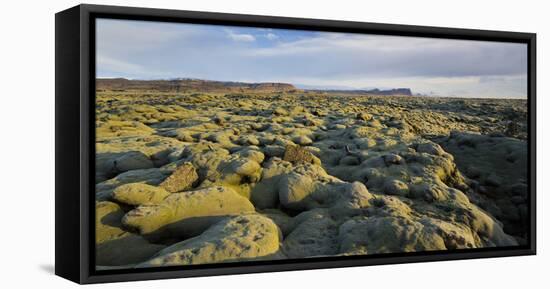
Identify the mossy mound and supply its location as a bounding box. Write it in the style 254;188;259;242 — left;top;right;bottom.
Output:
137;214;280;267
122;186;255;237
112;183;171;206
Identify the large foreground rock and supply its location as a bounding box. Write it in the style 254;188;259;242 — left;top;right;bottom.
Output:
122;186;255;237
137;215;281;267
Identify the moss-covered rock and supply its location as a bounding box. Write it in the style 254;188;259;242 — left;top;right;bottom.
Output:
277;164;372;211
159;162;198;193
282;145;321;165
112;183;170;205
96;168;171;201
250;158;293;209
137;214;280;267
122;186;255;236
338;216;447;254
96;201;127;244
113;151;154;172
282;210;339;258
96;120;154;139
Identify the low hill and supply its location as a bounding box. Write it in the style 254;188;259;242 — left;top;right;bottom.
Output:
97;78;413;96
96;78;298;93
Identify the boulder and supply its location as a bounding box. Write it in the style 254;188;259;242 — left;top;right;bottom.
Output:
96;234;166;266
273;107;289;116
200;152;264;198
331;181;373;210
416;142;446;156
356;112;373;121
293;135;313;146
259;209;294;236
122;186;255;237
339;155;360;166
277;164;372;211
283;145;321;165
467;205;518;247
112;183;170;206
159;162;198;193
96;168;171;201
338;216;447;255
263;145;286;158
278;164;337;210
239;135;260;146
383;153;404;165
96;120;154;139
282;210;339;258
383;179;409;197
138;215;280;267
96;201;127;245
250;158;293;209
114;151;154;172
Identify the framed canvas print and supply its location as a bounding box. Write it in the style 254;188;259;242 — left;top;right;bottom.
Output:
55;4;536;284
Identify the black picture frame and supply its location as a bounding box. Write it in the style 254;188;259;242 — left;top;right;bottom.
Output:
55;4;537;284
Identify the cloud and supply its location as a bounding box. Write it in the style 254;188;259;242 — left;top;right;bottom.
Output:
97;55;144;74
247;33;527;78
265;33;279;40
95;19;528;98
96;19;196;53
225;29;256;42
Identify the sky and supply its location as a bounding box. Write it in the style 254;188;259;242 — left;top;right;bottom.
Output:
96;19;528;98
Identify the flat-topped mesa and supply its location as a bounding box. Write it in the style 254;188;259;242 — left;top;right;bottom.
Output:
96;78;298;93
249;82;296;91
368;88;413;96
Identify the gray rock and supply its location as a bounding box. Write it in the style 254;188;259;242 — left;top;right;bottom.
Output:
293;135;313;146
338;216;447;255
339;155;360;166
114;151;154;172
383;153;404;165
383;179;409;197
416;142;445;156
282;210;339;258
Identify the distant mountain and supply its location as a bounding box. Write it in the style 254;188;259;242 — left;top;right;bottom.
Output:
96;78;412;96
305;88;413;96
96;78;298;93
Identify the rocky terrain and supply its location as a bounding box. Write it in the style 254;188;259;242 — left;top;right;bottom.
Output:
95;83;528;270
